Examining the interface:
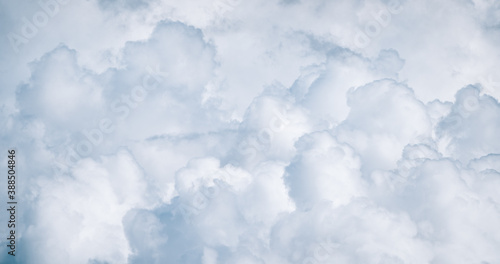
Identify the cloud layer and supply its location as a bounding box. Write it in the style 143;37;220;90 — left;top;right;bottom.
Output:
1;0;500;263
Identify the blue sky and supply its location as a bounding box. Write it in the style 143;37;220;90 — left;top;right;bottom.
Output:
1;0;500;263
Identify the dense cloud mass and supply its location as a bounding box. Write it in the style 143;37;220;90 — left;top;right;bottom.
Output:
1;0;500;263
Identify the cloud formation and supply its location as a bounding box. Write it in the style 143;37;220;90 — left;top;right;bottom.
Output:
1;0;500;263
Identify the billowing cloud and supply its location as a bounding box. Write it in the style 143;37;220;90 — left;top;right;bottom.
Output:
1;0;500;263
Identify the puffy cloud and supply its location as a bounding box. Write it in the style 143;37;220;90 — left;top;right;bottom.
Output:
285;131;366;210
270;200;433;264
437;86;500;163
24;150;150;264
336;79;431;173
17;46;105;132
2;0;500;263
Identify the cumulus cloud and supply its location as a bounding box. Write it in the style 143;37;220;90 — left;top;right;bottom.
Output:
1;0;500;263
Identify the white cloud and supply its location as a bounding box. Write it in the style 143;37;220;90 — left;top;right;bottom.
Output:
24;150;149;264
2;0;500;263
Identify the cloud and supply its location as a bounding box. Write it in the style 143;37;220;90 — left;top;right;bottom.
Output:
285;131;366;211
17;46;105;131
2;0;500;263
336;79;431;173
24;150;149;264
437;86;500;163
